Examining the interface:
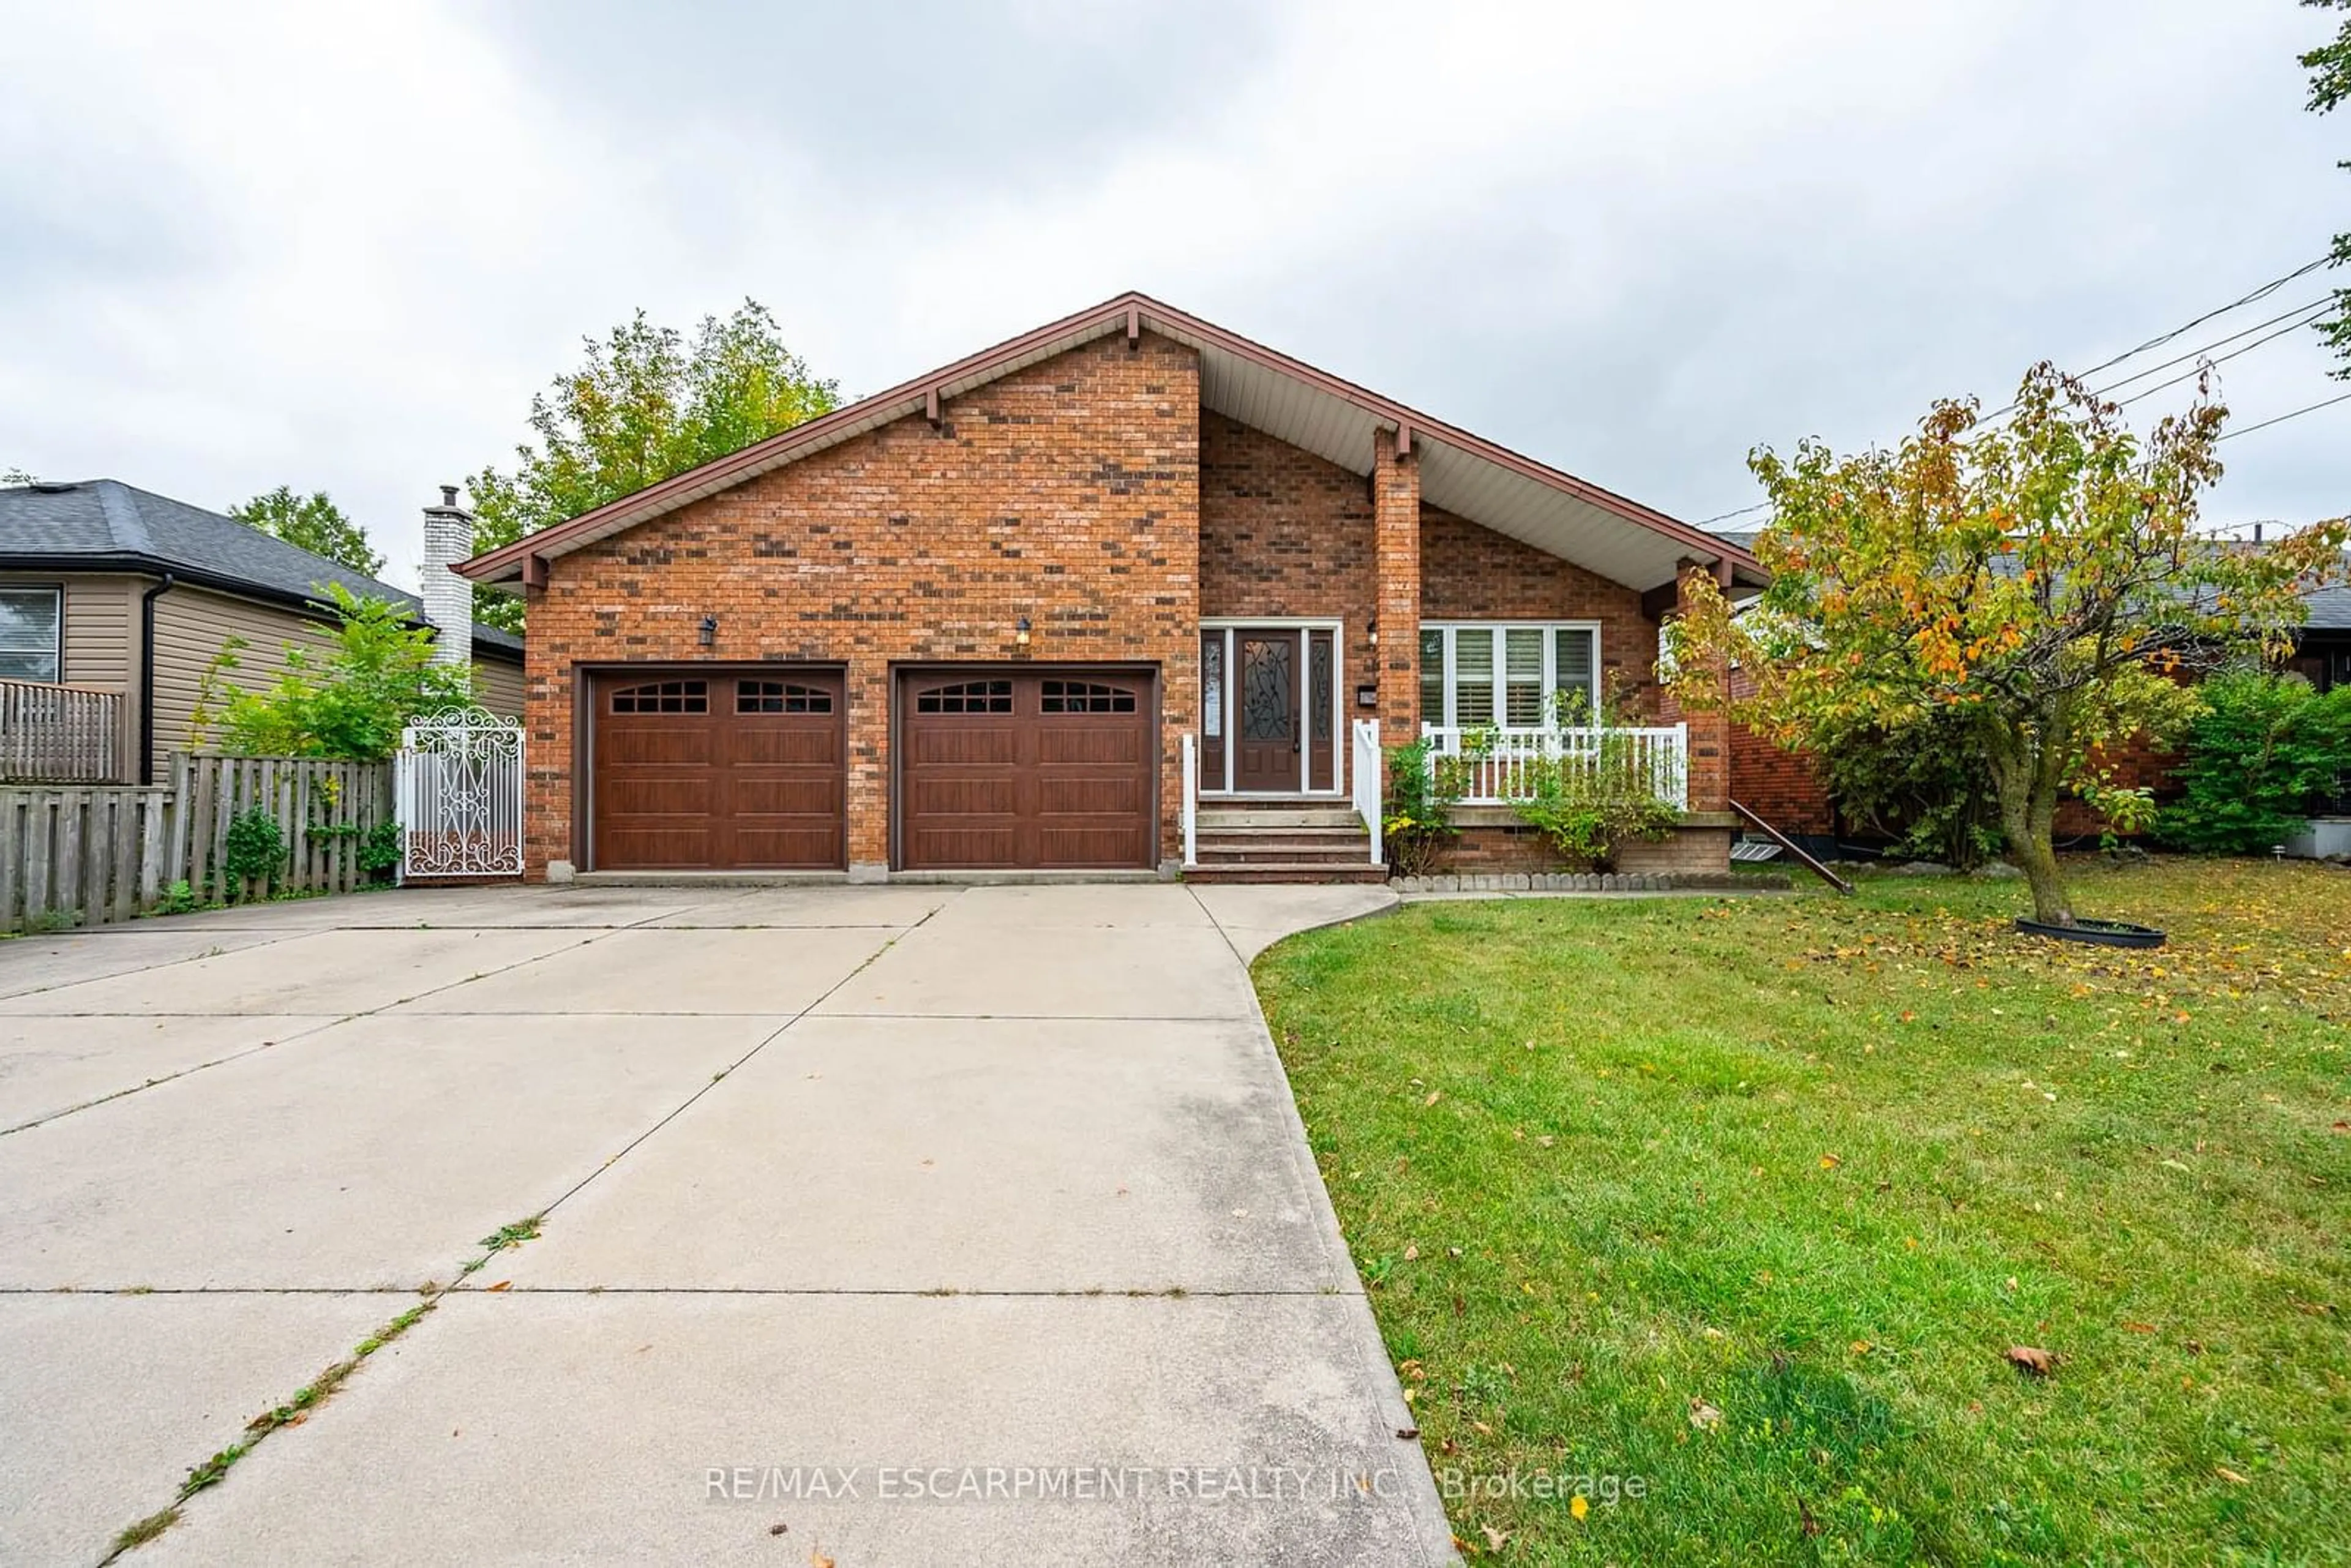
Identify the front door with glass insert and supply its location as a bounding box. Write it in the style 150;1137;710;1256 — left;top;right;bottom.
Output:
1202;626;1339;793
1235;634;1297;790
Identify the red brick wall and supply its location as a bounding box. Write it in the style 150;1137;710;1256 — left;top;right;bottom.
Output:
1653;565;1730;812
1198;411;1378;703
1444;822;1732;875
2054;733;2181;839
1728;724;1836;835
1373;437;1421;745
1725;668;1835;834
1419;507;1664;717
522;332;1201;876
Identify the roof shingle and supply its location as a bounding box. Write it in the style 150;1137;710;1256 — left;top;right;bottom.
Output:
0;479;520;655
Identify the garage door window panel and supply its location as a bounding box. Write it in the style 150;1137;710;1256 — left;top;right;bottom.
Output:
917;679;1013;714
610;680;708;714
737;680;833;714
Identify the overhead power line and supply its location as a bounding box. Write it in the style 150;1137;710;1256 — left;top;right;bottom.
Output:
1686;257;2344;527
2088;295;2334;396
2074;255;2335;381
2218;388;2351;443
2113;304;2338;407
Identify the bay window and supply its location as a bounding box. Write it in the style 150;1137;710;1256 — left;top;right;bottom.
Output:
1418;622;1599;729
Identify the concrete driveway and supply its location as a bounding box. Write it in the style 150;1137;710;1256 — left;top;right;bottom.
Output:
0;881;1454;1566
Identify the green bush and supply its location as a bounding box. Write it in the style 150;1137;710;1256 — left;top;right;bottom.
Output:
195;585;474;762
358;819;403;880
222;808;288;897
2154;670;2351;854
1509;686;1678;870
1814;705;2005;869
1383;736;1466;877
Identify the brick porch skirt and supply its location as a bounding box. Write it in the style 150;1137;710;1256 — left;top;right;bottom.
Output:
1438;820;1734;877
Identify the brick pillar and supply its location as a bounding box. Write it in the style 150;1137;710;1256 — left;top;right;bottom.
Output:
1372;427;1421;747
1673;561;1731;813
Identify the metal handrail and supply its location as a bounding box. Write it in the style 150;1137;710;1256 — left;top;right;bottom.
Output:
1730;799;1854;895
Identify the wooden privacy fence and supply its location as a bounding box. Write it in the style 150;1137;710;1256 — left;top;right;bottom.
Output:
170;754;396;906
0;678;126;783
0;786;170;931
1;754;394;932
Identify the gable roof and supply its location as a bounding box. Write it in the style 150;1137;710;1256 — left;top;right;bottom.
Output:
0;479;522;658
459;291;1766;596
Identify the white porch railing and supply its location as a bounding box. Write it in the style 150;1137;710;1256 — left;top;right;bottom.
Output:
1179;732;1199;869
1421;724;1689;812
1350;719;1384;866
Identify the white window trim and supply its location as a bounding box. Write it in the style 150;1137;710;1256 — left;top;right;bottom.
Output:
1419;620;1602;730
0;584;64;685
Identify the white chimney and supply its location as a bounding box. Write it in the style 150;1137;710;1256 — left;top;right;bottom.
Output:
419;484;474;670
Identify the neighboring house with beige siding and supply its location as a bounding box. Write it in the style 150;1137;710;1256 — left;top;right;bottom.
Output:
1;479;522;782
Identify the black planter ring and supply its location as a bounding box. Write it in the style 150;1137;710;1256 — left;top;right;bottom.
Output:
2014;917;2166;949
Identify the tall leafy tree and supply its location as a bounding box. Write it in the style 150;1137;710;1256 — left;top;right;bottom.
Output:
467;299;839;631
1667;365;2347;926
2309;0;2351;372
230;486;386;577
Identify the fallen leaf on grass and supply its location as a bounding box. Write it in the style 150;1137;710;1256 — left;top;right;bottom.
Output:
1403;1244;1419;1262
2121;1321;2158;1334
1425;1090;1442;1107
2215;1465;2251;1485
2006;1345;2055;1376
1688;1398;1723;1430
1819;1153;1841;1169
1481;1525;1511;1552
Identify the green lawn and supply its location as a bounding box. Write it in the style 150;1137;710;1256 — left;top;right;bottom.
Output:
1256;860;2350;1566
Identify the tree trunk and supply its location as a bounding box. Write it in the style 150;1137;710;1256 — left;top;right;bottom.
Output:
1985;711;2074;925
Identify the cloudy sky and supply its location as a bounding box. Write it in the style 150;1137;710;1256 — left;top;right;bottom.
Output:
3;0;2344;591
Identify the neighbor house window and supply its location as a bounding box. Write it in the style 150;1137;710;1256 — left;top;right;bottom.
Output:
0;587;62;683
1419;623;1599;729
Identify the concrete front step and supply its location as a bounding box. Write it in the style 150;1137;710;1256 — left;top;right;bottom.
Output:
1194;822;1366;838
1196;844;1378;866
1184;861;1390;885
1197;809;1362;830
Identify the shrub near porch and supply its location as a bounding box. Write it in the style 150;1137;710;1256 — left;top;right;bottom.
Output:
1256;860;2350;1564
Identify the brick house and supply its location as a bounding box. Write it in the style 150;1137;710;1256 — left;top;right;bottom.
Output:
457;293;1765;883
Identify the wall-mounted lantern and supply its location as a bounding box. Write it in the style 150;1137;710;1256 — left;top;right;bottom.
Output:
1015;615;1032;648
699;615;718;648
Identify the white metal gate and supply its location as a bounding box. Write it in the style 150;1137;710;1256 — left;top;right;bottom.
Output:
396;706;524;879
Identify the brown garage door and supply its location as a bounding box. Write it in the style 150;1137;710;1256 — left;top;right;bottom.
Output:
592;670;845;870
898;668;1157;871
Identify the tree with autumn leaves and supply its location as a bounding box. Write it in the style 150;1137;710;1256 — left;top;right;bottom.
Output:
1668;365;2347;927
